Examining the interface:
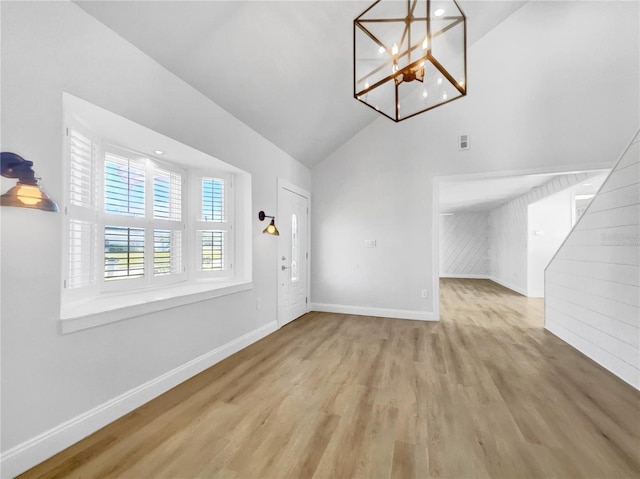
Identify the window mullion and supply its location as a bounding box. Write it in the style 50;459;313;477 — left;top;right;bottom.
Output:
146;160;154;283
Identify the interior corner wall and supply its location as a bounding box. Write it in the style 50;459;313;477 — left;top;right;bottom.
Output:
488;172;600;296
311;1;638;317
0;1;310;473
527;191;573;298
439;213;489;278
545;133;640;390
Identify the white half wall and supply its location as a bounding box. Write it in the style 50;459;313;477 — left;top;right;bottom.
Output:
1;2;309;476
439;213;489;278
312;1;639;315
545;132;640;390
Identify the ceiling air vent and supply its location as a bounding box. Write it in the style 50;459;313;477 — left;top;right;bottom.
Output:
459;134;470;151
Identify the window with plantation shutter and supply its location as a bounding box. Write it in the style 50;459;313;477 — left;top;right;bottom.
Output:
61;99;246;332
193;173;232;276
64;122;235;295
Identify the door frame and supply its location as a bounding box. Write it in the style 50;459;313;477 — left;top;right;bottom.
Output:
276;178;311;329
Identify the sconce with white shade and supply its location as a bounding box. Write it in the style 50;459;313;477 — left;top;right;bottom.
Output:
1;152;59;212
258;210;279;236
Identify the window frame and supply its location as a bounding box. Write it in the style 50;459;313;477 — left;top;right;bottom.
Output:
100;143;189;292
190;171;234;279
62;117;237;305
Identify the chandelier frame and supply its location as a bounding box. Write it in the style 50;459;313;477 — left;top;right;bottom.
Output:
354;0;467;122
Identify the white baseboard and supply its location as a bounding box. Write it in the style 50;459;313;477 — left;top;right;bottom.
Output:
440;274;490;279
488;276;528;296
0;321;278;479
310;303;437;321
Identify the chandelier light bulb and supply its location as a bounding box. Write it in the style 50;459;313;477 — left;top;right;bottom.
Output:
437;77;443;85
423;36;429;50
378;46;385;54
434;8;445;16
392;43;399;55
423;89;428;98
442;91;448;100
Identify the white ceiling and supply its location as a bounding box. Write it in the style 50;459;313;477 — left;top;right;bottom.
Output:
439;171;610;214
76;0;527;168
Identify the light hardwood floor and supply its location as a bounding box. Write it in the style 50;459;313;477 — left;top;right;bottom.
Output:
20;279;640;478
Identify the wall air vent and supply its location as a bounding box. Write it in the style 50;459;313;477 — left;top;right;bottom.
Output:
459;134;470;151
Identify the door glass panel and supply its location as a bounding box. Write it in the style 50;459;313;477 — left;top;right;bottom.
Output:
291;213;298;282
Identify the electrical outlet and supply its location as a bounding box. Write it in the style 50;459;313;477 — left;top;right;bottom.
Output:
421;290;429;298
365;239;377;248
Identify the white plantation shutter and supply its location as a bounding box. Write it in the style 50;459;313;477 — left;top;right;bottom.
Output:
154;229;183;275
152;166;183;277
199;230;225;271
67;219;96;288
154;168;182;221
66;127;99;291
201;177;224;222
69;129;96;208
104;153;145;217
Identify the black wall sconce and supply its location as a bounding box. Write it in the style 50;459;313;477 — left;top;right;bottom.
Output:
1;152;59;212
258;210;279;236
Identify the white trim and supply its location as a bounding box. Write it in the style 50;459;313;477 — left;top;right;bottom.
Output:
440;274;490;279
432;179;441;322
278;178;310;200
0;321;278;479
310;303;437;322
60;281;252;334
488;276;528;296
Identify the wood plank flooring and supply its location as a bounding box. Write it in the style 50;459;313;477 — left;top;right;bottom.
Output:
19;279;640;478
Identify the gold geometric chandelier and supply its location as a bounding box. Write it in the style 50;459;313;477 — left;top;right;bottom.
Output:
354;0;467;122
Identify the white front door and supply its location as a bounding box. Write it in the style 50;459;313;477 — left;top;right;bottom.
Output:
277;182;309;327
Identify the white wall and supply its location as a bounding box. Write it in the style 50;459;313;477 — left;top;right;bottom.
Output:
311;1;639;317
488;173;597;295
545;132;640;390
439;213;489;278
0;2;310;475
527;191;573;297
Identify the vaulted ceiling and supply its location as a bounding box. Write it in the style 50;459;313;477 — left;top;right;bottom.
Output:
77;1;527;168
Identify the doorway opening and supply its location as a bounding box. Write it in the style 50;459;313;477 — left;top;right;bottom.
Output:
433;167;609;320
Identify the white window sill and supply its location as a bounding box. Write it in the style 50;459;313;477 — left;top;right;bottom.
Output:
59;280;253;334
